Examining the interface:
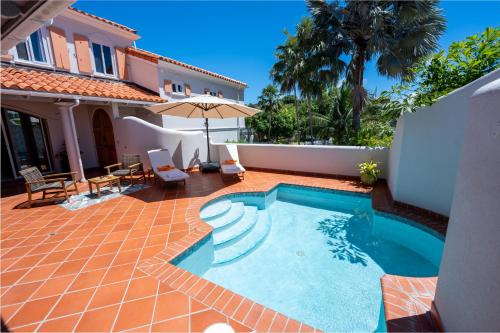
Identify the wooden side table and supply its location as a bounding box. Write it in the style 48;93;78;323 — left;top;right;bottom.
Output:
88;175;121;198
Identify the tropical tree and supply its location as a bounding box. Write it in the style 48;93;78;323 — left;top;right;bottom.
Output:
407;26;500;106
246;99;295;143
271;33;302;141
313;83;353;144
295;18;324;144
308;0;446;131
257;85;282;141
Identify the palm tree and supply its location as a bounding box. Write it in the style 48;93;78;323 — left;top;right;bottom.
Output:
314;83;353;144
257;85;281;142
295;18;324;144
308;0;446;131
271;34;302;142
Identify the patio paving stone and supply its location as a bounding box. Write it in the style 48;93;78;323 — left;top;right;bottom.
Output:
1;170;447;332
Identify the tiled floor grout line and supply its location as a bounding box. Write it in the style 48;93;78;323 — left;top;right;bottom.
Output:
31;195;137;332
283;317;291;331
1;206;103;265
3;174;445;332
169;270;189;287
134;237;257;331
3;209;113;323
109;191;164;332
30;197;131;332
148;277;162;333
176;273;197;291
241;302;256;324
267;311;278;331
1;264;145;308
222;293;244;316
8;288;173;331
188;284;192;333
209;289;227;309
9;293;216;332
189;279;210;296
252;305;266;330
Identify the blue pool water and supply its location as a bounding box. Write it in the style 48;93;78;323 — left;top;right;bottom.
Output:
175;184;444;332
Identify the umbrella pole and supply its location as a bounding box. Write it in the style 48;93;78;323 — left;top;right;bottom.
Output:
205;118;211;163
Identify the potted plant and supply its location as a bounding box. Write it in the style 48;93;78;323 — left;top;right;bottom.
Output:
358;160;380;185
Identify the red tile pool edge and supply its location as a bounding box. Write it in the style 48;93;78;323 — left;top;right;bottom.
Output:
137;178;446;332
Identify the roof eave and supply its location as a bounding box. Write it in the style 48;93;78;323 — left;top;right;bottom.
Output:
126;47;247;88
1;88;163;105
62;8;139;41
159;61;247;88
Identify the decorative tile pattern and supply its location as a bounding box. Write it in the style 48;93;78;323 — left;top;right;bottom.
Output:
0;66;165;103
381;275;439;332
1;170;446;332
59;184;150;211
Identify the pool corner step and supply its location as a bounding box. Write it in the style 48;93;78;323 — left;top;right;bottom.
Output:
200;199;232;221
206;202;245;229
213;209;271;265
213;206;258;247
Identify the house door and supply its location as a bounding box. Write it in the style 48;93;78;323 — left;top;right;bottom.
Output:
1;108;53;179
92;109;117;167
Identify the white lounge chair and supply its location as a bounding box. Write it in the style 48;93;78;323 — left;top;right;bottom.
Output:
147;148;189;185
219;145;245;179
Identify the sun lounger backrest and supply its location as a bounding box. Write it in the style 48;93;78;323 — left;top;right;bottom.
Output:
147;149;175;169
219;145;239;162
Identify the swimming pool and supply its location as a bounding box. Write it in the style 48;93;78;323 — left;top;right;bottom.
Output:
174;184;444;332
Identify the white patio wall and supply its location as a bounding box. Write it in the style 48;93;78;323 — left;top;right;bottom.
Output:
211;143;389;177
388;69;500;216
434;78;500;331
114;116;207;170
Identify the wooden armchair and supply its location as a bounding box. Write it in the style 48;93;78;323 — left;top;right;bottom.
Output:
19;167;79;208
105;154;145;185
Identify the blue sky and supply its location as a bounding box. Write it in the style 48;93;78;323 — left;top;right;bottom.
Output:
74;1;500;103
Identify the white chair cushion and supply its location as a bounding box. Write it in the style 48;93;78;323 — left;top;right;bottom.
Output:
219;145;245;175
221;163;245;174
157;169;189;181
147;148;189;182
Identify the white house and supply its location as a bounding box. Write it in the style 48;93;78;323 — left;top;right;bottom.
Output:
1;6;247;183
126;47;247;142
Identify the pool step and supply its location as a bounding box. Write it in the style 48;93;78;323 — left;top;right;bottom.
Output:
213;206;258;247
206;202;245;229
213;210;271;265
200;199;232;221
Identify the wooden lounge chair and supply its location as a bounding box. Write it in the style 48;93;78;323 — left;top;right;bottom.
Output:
147;149;189;185
105;154;145;185
219;145;245;180
19;167;79;208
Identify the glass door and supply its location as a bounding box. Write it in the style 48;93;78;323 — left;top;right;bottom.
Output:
1;108;52;177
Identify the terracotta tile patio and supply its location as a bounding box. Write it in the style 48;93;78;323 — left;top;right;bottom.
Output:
1;170;446;332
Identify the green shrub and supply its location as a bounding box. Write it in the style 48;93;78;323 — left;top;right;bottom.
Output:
358;160;380;185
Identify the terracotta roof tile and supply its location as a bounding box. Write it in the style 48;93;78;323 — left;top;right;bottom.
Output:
1;66;164;103
126;47;248;87
68;7;136;34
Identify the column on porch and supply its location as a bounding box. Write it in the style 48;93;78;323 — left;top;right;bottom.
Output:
56;100;86;181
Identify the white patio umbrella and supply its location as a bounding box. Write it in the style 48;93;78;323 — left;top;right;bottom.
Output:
146;95;261;168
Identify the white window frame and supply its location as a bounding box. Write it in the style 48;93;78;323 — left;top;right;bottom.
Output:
13;28;53;68
171;82;185;95
90;42;117;78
